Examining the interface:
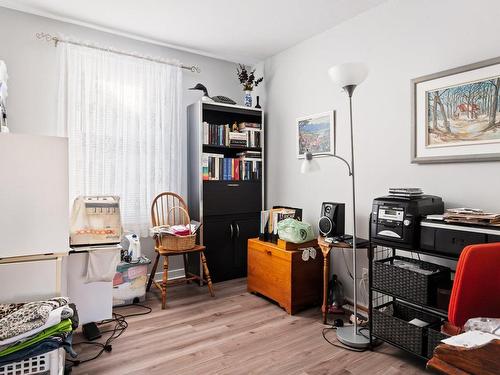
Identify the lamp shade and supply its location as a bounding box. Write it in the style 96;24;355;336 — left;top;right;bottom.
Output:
300;152;321;174
328;62;368;88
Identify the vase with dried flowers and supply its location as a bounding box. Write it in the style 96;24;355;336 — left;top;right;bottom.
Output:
237;64;263;107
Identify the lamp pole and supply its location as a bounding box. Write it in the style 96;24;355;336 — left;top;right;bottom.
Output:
345;84;359;338
302;62;369;349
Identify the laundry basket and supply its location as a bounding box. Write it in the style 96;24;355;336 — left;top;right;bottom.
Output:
158;206;196;252
0;348;64;375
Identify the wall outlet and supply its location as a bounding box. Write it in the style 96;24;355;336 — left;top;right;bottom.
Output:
361;267;369;280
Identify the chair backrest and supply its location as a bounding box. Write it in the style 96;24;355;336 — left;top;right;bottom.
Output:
448;242;500;327
151;192;188;227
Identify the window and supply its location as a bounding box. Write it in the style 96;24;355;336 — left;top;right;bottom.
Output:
57;42;182;236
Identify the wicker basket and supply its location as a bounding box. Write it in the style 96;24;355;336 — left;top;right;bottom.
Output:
427;326;451;358
373;256;451;305
158;206;196;252
372;301;441;356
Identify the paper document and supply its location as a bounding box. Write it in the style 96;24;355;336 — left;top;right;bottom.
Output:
441;330;499;348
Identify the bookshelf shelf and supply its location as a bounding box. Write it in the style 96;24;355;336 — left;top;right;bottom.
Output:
202;144;262;152
187;101;265;283
202;180;262;184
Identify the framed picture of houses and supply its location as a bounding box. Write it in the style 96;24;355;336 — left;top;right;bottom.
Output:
297;111;335;159
411;57;500;163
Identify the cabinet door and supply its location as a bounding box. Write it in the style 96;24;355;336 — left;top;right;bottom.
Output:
203;216;235;283
203;181;262;216
233;214;260;279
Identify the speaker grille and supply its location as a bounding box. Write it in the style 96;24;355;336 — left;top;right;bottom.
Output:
319;216;333;236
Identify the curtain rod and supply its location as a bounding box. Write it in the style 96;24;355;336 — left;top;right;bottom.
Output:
35;32;201;73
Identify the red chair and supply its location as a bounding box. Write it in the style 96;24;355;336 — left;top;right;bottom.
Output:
446;242;500;333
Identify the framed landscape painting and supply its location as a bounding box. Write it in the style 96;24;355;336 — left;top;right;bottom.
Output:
297;111;335;159
412;57;500;163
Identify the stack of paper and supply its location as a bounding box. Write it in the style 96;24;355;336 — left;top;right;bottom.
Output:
388;188;424;198
444;208;500;226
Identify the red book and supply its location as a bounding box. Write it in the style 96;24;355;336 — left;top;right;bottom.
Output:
234;159;240;180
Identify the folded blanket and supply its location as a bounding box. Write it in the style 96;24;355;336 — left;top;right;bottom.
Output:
0;319;72;357
0;297;69;341
0;305;73;347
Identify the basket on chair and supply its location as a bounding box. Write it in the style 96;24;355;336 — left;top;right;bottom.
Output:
158;206;196;252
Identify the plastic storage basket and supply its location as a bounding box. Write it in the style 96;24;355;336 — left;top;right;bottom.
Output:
373;256;451;305
372;301;441;357
113;257;151;306
0;348;64;375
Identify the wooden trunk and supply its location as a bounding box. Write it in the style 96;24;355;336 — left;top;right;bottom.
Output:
247;238;322;314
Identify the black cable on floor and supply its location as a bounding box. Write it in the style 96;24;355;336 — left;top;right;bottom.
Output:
66;304;152;368
321;325;367;353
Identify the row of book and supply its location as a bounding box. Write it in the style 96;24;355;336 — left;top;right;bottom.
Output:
202;121;261;148
202;152;262;181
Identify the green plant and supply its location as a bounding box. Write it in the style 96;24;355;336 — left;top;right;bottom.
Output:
237;64;263;91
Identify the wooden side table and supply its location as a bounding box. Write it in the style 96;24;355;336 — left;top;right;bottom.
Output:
317;235;370;324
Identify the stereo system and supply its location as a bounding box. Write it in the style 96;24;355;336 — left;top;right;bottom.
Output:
370;195;444;249
319;202;345;237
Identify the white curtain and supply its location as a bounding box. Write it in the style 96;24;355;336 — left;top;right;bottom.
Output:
57;42;182;237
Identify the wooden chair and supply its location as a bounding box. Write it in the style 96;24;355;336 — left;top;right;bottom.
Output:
146;192;214;309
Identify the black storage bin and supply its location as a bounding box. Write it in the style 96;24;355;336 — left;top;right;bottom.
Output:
372;301;441;356
373;256;451;305
426;326;451;358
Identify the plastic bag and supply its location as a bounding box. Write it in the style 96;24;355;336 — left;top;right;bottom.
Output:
277;218;314;244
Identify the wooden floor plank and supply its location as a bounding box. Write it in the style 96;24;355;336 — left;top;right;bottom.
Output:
72;278;426;375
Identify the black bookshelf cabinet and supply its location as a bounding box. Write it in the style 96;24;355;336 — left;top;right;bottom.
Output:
187;101;264;283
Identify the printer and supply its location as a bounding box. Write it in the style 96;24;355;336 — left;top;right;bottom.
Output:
370;195;444;249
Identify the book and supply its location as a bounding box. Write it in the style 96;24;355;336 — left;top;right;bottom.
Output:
237;151;261;157
238;122;261;130
201;154;261;182
259;210;270;241
202;154;209;180
234;159;240;180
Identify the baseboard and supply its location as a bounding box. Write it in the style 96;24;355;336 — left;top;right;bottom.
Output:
344;298;368;314
151;268;185;282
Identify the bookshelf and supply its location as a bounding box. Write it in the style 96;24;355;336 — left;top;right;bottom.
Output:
187;101;264;282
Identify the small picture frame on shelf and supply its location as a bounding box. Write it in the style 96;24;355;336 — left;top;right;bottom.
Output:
296;111;335;159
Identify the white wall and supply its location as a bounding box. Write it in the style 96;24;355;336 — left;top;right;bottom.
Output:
263;0;500;305
0;6;244;273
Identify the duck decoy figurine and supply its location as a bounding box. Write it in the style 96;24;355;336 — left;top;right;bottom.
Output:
189;83;236;105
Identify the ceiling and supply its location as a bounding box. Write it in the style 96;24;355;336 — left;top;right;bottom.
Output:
0;0;386;63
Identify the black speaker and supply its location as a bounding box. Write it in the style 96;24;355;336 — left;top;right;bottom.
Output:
318;202;345;237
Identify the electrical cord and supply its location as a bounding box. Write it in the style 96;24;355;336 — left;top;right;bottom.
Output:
321;325;367;353
342;249;354;280
359;277;369;306
358;327;371;340
66;304;152;368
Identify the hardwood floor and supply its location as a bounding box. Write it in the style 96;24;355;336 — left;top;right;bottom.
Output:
72;278;427;375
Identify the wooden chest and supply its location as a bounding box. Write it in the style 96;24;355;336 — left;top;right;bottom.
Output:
247;238;322;314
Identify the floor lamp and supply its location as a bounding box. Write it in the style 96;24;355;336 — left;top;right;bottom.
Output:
301;62;369;349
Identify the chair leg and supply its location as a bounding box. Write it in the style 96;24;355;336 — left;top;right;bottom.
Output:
200;251;215;297
147;252;160;292
161;256;169;309
182;253;190;284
